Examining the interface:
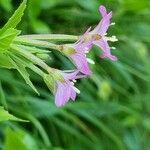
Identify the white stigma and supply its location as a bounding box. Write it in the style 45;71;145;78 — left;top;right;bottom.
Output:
106;36;118;42
85;50;89;54
73;79;77;83
72;86;80;94
70;82;74;85
111;46;116;50
87;58;95;64
110;22;115;26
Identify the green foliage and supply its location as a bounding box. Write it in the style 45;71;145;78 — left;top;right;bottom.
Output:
0;0;12;12
0;53;14;68
0;28;20;52
0;0;26;34
0;106;25;122
0;0;150;150
9;53;39;94
4;128;39;150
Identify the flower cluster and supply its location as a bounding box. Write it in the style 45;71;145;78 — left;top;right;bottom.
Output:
0;0;118;107
54;5;118;107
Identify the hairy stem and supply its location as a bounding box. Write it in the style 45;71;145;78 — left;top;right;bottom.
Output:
14;37;59;50
18;34;79;41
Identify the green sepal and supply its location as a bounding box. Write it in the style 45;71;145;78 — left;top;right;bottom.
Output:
44;74;56;94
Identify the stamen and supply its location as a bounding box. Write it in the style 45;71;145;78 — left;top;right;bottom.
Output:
73;80;77;82
111;47;116;50
110;22;115;26
85;50;89;53
70;82;75;85
87;58;95;64
72;86;80;94
106;36;118;42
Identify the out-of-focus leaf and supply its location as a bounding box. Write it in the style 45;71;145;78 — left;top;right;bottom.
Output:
0;106;25;122
4;128;39;150
31;20;51;34
0;0;12;12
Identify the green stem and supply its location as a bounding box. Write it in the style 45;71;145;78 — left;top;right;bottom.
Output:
10;44;54;73
14;37;59;50
18;34;79;41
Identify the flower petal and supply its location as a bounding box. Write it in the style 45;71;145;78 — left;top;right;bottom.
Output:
71;53;91;75
93;12;112;35
94;39;117;61
99;5;107;17
55;82;72;107
70;89;76;101
76;27;91;45
63;70;79;80
55;82;65;107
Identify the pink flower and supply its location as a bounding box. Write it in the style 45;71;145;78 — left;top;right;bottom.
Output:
93;5;118;60
55;70;80;107
84;5;118;61
64;28;94;75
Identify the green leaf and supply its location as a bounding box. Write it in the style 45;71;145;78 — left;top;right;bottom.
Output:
0;0;27;34
31;19;51;34
0;82;7;109
0;106;25;122
0;53;14;69
9;54;39;94
0;28;20;52
4;128;39;150
0;0;13;12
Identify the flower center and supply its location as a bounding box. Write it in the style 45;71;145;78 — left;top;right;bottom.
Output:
92;34;102;41
83;34;102;43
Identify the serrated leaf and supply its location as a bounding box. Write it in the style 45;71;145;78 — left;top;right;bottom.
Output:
0;106;26;122
0;0;27;34
9;54;39;94
0;28;20;52
0;53;14;69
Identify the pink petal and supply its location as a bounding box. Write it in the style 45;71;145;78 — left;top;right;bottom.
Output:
63;70;79;80
75;37;93;54
63;84;72;103
94;39;117;61
76;27;91;45
70;89;76;101
55;82;72;107
55;82;65;107
71;53;91;75
93;12;112;35
99;5;107;17
101;54;117;61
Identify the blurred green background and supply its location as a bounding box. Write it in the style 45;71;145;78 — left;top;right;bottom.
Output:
0;0;150;150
